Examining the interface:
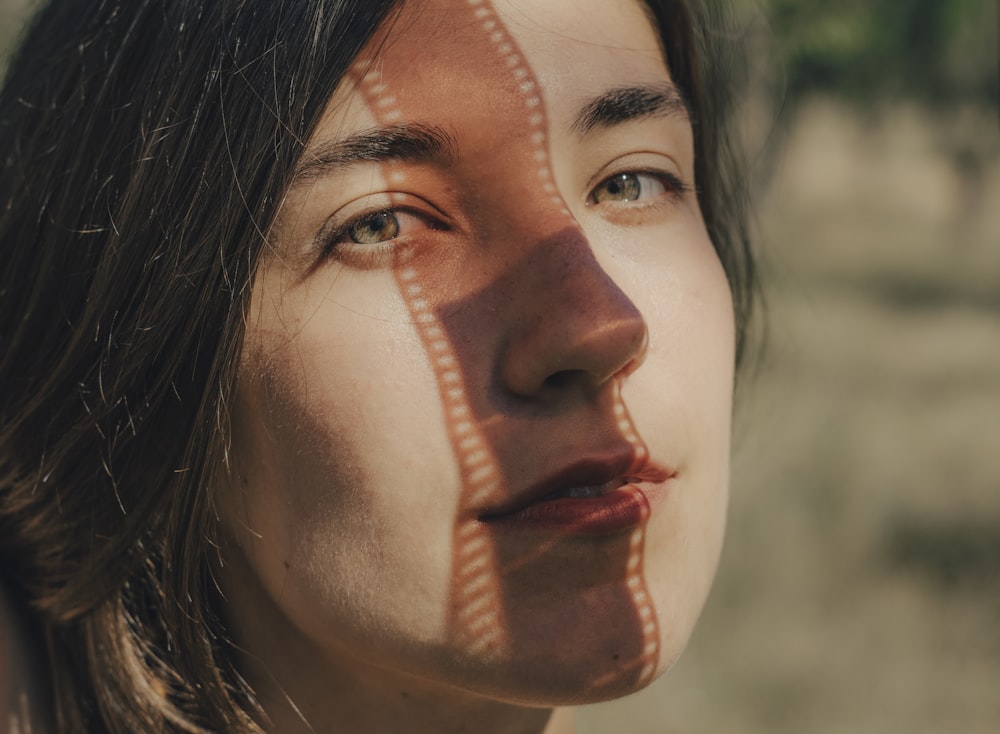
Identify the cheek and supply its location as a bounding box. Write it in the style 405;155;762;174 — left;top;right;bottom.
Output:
224;344;378;619
222;285;470;654
606;218;735;667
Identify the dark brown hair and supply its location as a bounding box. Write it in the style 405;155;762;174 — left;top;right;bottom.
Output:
0;1;752;731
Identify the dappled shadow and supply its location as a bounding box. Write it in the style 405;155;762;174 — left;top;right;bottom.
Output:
349;0;661;695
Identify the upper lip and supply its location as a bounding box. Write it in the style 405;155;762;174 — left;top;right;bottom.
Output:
477;448;674;520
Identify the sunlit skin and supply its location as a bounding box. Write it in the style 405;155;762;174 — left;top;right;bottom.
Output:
220;0;735;732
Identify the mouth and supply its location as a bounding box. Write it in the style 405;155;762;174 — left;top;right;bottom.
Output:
478;453;674;535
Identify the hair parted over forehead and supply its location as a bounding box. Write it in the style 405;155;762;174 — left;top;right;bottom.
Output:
0;0;753;731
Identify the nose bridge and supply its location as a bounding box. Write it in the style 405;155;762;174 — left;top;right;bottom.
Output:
500;222;648;398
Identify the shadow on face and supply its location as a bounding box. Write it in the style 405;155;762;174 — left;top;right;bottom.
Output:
222;0;734;719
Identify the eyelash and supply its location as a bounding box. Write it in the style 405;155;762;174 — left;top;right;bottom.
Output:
317;167;690;268
586;168;691;208
319;206;444;270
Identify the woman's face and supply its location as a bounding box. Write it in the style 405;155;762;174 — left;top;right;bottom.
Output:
222;0;734;713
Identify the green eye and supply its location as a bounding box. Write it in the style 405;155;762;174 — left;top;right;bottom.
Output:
592;173;642;203
348;210;400;244
588;171;673;206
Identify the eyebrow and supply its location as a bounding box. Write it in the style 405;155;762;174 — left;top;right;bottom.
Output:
291;122;456;186
572;82;691;135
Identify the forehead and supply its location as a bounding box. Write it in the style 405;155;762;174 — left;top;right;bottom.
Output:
326;0;670;139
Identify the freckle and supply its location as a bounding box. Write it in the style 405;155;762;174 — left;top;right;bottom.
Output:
400;691;409;698
283;561;290;570
612;653;620;661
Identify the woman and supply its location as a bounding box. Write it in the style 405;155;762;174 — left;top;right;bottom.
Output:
0;0;753;731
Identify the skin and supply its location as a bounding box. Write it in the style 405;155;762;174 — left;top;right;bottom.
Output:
220;0;735;732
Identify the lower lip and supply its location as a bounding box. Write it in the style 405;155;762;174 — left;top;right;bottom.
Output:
482;484;659;536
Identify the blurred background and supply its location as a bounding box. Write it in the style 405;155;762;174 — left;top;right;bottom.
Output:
583;1;1000;732
3;0;998;732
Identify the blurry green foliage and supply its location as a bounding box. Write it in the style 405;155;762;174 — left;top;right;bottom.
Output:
743;0;998;110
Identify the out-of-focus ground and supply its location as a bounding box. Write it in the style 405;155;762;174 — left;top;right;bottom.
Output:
4;1;999;733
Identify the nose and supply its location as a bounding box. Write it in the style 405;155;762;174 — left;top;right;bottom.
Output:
499;225;648;401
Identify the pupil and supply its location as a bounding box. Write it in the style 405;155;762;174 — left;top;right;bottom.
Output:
351;211;398;244
599;173;640;203
616;174;640;200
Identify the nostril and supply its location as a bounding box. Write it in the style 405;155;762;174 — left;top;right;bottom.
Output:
542;369;587;392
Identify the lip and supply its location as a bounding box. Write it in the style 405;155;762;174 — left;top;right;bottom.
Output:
478;452;674;536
